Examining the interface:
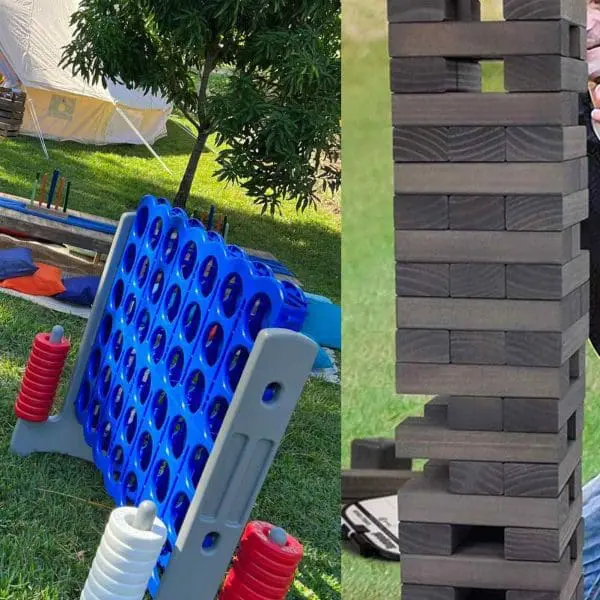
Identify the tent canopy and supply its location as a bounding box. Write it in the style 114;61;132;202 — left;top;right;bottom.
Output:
0;0;172;145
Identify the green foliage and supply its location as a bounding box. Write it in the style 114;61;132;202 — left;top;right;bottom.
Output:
61;0;341;212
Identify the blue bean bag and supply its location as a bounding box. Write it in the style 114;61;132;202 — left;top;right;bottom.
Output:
0;247;38;281
55;276;101;307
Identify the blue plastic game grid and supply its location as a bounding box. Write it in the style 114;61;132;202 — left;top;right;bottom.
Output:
73;195;308;595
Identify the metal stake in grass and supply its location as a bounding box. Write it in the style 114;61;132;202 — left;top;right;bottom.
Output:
63;181;71;213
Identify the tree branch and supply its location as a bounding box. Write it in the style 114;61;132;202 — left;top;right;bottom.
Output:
195;41;221;131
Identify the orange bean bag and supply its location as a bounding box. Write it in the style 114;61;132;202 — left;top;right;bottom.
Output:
0;262;66;296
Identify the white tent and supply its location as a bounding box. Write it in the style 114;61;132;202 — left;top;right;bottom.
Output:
0;0;172;145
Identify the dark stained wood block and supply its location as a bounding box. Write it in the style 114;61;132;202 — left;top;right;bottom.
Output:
402;585;466;600
506;127;586;162
569;347;585;380
397;329;450;363
424;397;450;425
424;459;450;481
507;568;582;600
390;58;481;93
394;195;449;230
503;0;586;27
388;0;456;22
396;263;450;297
505;56;587;92
581;281;590;316
342;469;414;503
448;461;504;495
394;159;585;196
394;127;448;162
505;190;588;231
506;252;589;300
450;331;506;365
388;21;574;58
447;127;505;162
399;521;471;556
448;396;503;431
450;263;506;298
350;438;412;470
392;93;579;127
448;197;505;231
456;0;481;21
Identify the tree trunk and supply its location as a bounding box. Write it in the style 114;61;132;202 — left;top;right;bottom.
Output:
173;129;210;208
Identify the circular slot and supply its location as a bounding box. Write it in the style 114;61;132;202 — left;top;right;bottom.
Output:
180;241;197;279
149;270;165;304
169;416;187;459
150;327;167;363
207;396;228;440
185;370;205;413
152;390;168;429
203;324;224;367
163;229;179;264
138;368;152;404
165;285;182;322
124;294;137;325
135;205;149;237
247;294;272;341
220;274;243;318
199;256;218;297
182;303;201;343
136;309;150;342
112;330;124;361
112;279;125;309
149;217;163;249
167;347;185;386
227;347;249;392
138;431;153;471
125;407;137;443
110;385;124;419
188;446;209;488
123;244;136;274
171;492;190;535
154;460;170;503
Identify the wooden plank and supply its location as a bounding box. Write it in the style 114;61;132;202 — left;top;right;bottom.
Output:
396;296;578;332
394;127;448;162
402;585;466;600
506;252;589;300
394;195;449;230
450;331;506;365
396;263;450;297
424;459;450;481
342;469;413;503
507;563;582;600
503;0;586;26
397;329;450;363
392;93;578;127
394;160;586;195
505;56;587;93
448;197;505;231
388;0;456;22
448;396;503;431
399;522;471;556
424;397;449;425
350;438;412;470
448;461;504;495
570;347;585;380
396;362;569;398
503;376;585;434
388;21;573;58
450;263;505;298
396;417;568;463
448;127;505;162
395;229;577;265
506;127;586;162
390;58;481;93
505;190;588;231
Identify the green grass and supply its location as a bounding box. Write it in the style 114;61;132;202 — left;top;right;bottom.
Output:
341;1;596;598
0;119;340;599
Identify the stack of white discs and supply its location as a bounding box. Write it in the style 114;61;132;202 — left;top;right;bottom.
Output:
81;502;167;600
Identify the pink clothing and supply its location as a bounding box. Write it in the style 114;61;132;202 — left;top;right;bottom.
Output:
589;5;600;79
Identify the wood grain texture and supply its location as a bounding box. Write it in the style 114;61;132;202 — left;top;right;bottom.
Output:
450;263;506;298
394;127;448;162
447;127;505;162
424;396;449;425
396;263;450;297
448;461;504;495
505;190;588;231
388;0;456;22
506;127;586;162
350;438;412;470
392;93;578;127
503;0;586;26
399;522;471;556
505;56;587;92
397;329;450;363
388;21;573;58
394;160;586;195
450;331;506;365
396;417;568;463
342;469;413;503
424;459;450;481
507;564;582;600
402;585;465;600
396;362;570;398
448;396;503;431
506;252;589;300
448;197;505;231
390;58;481;93
395;195;449;230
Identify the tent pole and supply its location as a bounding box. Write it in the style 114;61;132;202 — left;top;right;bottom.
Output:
25;97;49;160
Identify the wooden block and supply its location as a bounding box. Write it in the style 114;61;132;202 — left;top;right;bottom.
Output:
402;585;466;600
507;567;582;600
447;127;505;162
399;522;471;556
388;0;456;22
580;281;590;316
388;21;574;58
394;160;585;196
448;396;503;431
397;329;450;363
505;190;588;231
457;0;480;20
503;0;586;26
396;362;570;398
448;197;505;231
396;263;449;297
506;252;589;300
396;296;579;332
395;195;449;230
450;331;506;365
424;397;449;425
505;56;587;93
342;469;413;503
448;461;503;495
390;58;481;93
392;93;578;127
394;127;448;162
424;459;450;481
503;376;585;434
569;347;585;380
506;127;586;162
506;316;588;367
350;438;412;470
450;263;505;298
395;229;577;265
396;417;568;463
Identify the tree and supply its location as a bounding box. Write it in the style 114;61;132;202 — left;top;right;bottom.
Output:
61;0;341;212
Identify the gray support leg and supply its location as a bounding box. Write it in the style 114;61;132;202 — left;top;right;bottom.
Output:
10;213;135;460
156;328;318;600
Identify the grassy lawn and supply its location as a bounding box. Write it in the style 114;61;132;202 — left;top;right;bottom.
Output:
341;0;595;598
0;117;340;599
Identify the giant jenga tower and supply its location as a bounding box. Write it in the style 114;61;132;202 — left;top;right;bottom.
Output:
390;1;589;598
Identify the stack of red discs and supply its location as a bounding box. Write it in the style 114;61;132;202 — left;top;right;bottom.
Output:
219;522;304;600
15;331;71;422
